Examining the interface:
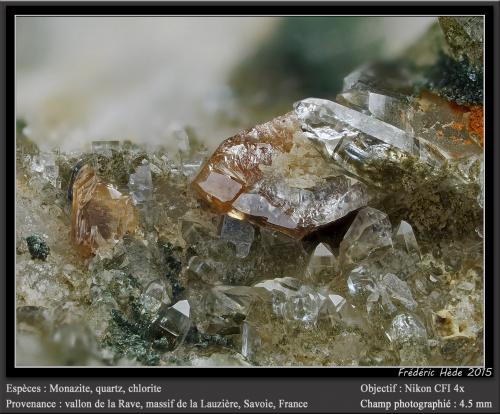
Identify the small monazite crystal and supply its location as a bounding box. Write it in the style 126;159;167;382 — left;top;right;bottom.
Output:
191;113;369;238
71;164;138;257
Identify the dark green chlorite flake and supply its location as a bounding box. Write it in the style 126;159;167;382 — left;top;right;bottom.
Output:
25;234;50;261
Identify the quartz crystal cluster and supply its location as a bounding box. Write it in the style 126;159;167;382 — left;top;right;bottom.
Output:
16;17;484;366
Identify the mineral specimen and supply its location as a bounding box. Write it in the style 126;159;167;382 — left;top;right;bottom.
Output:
241;322;261;360
71;164;138;257
297;93;482;171
128;162;153;205
30;152;60;188
305;243;338;282
15;16;484;368
219;215;255;258
201;285;271;334
152;300;191;342
25;234;50;261
339;207;393;266
191;113;369;238
394;220;421;258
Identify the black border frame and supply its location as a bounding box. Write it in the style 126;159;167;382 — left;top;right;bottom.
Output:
4;2;498;379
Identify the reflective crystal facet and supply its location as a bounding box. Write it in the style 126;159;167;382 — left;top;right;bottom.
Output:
71;164;138;257
241;322;261;359
219;215;255;258
192;113;369;238
394;220;421;257
139;280;172;315
128;163;153;205
30;152;60;188
386;313;428;346
347;267;416;315
201;285;271;334
255;278;325;327
340;207;393;265
296;91;482;177
154;300;191;340
305;243;338;282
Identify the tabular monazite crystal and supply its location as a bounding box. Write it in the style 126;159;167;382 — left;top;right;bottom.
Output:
71;164;138;257
192;113;369;239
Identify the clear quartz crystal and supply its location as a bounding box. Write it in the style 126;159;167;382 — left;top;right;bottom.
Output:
347;267;416;315
139;280;172;315
394;220;421;257
387;313;427;346
187;256;221;284
219;215;255;258
30;152;60;188
339;207;393;265
241;322;261;359
295;81;482;178
154;300;191;341
128;162;153;205
305;243;338;282
275;285;324;327
255;278;325;327
205;286;272;321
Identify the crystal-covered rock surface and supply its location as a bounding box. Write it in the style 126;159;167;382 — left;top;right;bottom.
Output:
438;17;483;69
15;17;484;367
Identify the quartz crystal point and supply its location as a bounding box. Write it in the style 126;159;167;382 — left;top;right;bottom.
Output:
394;220;421;258
305;243;339;282
153;300;191;342
219;215;255;258
128;163;153;205
71;164;138;257
318;294;368;330
389;312;430;365
339;207;393;265
191;113;369;238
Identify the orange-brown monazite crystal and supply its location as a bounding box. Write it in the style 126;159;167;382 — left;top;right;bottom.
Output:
191;112;370;239
71;164;138;257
